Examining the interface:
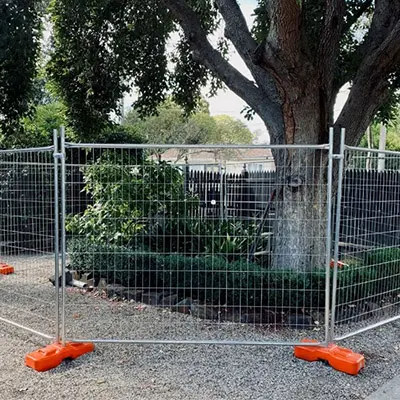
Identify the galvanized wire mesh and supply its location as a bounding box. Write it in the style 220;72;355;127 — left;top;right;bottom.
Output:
0;148;56;339
63;143;331;344
334;147;400;340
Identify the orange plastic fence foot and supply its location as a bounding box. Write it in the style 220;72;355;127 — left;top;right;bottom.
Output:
294;339;365;375
25;342;95;372
0;263;14;275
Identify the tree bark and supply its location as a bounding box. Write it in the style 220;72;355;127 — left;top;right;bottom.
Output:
259;90;329;271
272;148;328;271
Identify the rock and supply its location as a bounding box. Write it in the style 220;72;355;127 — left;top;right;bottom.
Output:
160;294;178;307
220;309;242;323
141;292;168;306
70;270;80;280
80;272;93;284
310;310;325;325
240;311;276;324
190;303;217;320
286;314;313;329
122;288;143;301
106;284;125;298
97;278;107;291
171;298;192;314
365;301;385;318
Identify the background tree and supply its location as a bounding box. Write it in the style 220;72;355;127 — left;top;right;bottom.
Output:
0;0;42;140
123;98;254;146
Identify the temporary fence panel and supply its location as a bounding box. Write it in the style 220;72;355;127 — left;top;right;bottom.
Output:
61;137;333;346
333;146;400;341
0;146;57;340
5;127;397;374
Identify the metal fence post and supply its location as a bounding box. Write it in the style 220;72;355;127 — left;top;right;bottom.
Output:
53;129;61;342
329;128;346;342
60;126;67;346
324;127;335;345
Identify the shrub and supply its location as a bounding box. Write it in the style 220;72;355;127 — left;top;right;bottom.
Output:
66;152;266;258
66;154;199;246
69;239;400;311
69;239;328;309
335;247;400;306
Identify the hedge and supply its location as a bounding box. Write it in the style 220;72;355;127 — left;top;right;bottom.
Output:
68;239;400;310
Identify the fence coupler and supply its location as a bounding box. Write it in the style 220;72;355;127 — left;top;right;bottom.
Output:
25;341;95;372
294;339;365;375
0;263;14;275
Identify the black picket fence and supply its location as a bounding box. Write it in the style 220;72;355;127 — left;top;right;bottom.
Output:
185;168;400;248
1;152;399;253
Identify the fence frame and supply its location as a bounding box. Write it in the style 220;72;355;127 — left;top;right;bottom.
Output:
0;143;57;341
333;144;400;341
56;128;336;348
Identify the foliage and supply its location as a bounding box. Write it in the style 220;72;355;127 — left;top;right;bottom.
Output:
66;152;199;246
68;238;325;308
66;149;265;258
144;218;268;260
46;0;400;139
47;0;175;137
18;102;68;147
69;239;400;310
0;0;42;136
123;99;254;146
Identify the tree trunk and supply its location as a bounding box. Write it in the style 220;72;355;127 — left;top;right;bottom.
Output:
264;93;330;271
272;148;328;271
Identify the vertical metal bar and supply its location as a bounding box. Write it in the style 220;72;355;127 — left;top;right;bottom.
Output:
330;128;346;341
60;126;67;346
219;163;224;220
53;129;60;342
324;127;334;345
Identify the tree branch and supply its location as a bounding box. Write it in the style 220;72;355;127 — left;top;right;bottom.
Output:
335;1;400;96
162;0;284;142
336;19;400;147
317;0;345;100
214;0;281;104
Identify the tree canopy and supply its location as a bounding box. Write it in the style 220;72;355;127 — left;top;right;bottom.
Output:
1;1;400;146
43;0;400;147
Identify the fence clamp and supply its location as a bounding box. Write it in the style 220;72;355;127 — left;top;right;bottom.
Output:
53;152;64;160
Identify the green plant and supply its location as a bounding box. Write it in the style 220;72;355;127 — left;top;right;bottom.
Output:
66;153;199;246
69;239;400;311
68;238;325;309
335;248;400;307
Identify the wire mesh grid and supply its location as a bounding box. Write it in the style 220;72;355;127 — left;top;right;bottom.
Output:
0;148;56;339
63;143;331;344
334;147;400;339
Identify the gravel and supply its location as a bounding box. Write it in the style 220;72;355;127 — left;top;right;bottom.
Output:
0;254;400;400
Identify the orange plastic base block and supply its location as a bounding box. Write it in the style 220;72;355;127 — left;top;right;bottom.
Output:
25;342;95;372
294;339;365;375
0;263;14;275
